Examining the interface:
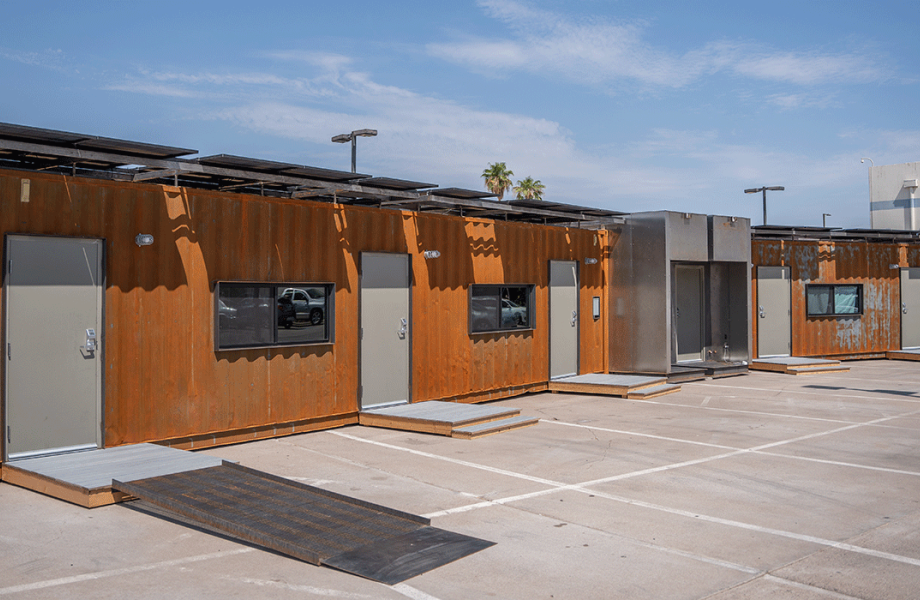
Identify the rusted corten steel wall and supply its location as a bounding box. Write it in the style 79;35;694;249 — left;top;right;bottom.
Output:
752;239;920;358
0;169;607;449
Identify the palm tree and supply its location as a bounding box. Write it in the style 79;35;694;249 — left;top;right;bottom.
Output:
481;162;514;201
513;176;545;201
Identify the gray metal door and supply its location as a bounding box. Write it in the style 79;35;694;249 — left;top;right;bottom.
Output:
4;235;103;460
675;264;705;362
901;268;920;349
757;266;792;357
549;261;578;379
360;253;410;409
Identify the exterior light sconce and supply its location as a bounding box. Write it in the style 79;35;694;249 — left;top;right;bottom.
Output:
584;258;598;265
135;234;154;247
683;213;692;219
423;250;441;259
890;264;901;270
731;216;737;222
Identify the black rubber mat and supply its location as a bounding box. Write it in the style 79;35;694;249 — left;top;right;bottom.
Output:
112;462;493;584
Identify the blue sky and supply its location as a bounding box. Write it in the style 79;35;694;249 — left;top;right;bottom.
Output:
2;0;918;227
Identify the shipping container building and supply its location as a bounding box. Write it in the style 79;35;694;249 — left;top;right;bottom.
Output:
1;123;631;462
752;226;920;360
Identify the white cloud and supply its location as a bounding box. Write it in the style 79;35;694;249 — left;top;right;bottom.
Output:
427;0;890;92
102;53;890;226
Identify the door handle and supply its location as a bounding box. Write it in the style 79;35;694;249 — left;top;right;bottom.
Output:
759;306;765;318
82;328;97;352
903;303;908;315
397;318;407;339
571;310;577;326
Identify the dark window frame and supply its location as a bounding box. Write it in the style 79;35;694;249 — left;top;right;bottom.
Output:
469;284;535;334
214;281;335;351
805;284;863;317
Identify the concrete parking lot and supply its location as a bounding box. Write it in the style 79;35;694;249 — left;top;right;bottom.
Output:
2;359;920;599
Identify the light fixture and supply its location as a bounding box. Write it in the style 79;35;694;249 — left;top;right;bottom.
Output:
423;250;441;259
331;129;377;173
135;234;154;247
822;213;831;227
731;216;737;222
584;258;598;265
890;264;901;270
744;186;784;226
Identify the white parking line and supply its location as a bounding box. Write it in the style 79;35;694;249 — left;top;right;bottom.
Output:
688;382;920;404
329;407;920;570
0;549;254;596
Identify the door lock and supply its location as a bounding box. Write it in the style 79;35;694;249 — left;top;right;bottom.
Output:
903;302;908;315
571;310;577;326
759;306;765;318
397;318;407;339
82;329;97;352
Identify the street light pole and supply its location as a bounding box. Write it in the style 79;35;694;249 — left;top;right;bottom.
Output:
744;186;785;226
823;213;831;227
331;129;377;173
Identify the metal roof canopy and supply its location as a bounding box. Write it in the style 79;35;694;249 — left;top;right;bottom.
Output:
0;121;626;226
753;224;920;243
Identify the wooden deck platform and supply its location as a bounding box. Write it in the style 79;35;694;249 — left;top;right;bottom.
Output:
548;373;679;398
0;443;227;508
359;401;538;438
888;349;920;361
750;357;850;375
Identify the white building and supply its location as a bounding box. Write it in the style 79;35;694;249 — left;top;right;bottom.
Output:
869;161;920;230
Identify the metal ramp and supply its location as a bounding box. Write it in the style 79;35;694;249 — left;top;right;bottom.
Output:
548;374;681;399
114;462;493;585
750;357;850;375
888;349;920;361
359;400;538;438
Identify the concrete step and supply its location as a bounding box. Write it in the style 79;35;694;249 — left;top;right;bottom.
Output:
626;383;682;399
451;415;540;440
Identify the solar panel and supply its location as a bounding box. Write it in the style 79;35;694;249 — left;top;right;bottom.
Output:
75;136;195;159
0;122;91;144
354;177;437;191
428;187;497;199
0;122;196;158
196;154;299;172
282;165;369;182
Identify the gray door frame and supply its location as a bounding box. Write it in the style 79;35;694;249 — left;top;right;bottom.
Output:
358;252;411;410
549;260;579;380
756;265;792;357
3;234;105;461
674;263;706;362
901;268;920;349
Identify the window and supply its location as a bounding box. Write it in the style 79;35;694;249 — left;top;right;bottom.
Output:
470;285;534;333
215;282;334;350
806;284;862;316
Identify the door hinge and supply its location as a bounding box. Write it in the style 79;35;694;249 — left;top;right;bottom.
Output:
6;342;10;361
7;426;10;444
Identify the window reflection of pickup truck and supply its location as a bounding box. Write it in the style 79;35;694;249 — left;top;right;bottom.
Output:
278;288;325;327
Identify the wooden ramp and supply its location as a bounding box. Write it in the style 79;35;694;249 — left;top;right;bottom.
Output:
888;349;920;361
360;401;538;439
548;374;680;399
750;357;850;375
114;463;493;585
0;443;226;507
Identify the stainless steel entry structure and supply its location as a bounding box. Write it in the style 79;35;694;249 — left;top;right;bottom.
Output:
549;260;579;379
359;253;410;409
608;212;751;374
902;268;920;349
4;235;104;460
674;264;705;361
757;266;792;357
